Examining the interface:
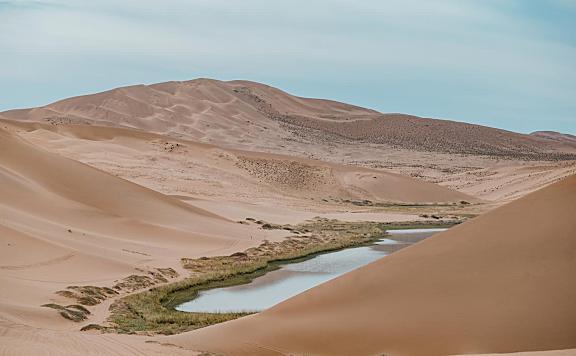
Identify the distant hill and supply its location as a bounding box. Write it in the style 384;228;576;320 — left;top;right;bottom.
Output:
2;78;575;160
530;131;576;148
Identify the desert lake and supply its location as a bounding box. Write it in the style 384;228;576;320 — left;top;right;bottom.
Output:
176;228;446;313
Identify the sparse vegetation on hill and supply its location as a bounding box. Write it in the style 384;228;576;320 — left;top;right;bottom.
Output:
235;156;333;190
232;84;576;160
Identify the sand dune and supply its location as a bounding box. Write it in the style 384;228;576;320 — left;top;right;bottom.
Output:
2;79;574;160
0;79;356;152
171;175;576;356
0;127;279;330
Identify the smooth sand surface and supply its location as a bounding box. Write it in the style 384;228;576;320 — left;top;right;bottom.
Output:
170;175;576;356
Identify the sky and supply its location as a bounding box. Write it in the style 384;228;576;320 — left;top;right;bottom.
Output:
0;0;575;134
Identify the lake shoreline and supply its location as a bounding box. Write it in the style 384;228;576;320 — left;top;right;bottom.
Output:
88;220;458;335
175;228;445;313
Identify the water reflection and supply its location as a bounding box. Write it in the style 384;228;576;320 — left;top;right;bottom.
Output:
176;228;444;313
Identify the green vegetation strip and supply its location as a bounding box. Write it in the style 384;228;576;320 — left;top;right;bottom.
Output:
98;220;456;335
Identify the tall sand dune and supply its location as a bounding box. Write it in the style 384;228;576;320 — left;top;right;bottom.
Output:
171;175;576;356
0;128;271;329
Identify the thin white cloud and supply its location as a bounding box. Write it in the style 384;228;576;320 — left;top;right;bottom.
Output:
0;0;574;133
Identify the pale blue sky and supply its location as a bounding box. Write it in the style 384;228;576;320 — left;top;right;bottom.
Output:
1;0;575;134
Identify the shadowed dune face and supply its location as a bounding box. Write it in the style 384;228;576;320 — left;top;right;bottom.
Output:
170;175;576;356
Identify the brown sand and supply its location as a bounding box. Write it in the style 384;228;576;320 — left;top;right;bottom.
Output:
170;175;576;356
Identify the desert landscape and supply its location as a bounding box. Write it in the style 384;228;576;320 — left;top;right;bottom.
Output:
0;77;575;356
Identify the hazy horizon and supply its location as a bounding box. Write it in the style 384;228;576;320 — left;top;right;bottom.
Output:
1;0;575;134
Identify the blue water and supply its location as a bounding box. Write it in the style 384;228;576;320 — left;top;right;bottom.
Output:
176;228;444;313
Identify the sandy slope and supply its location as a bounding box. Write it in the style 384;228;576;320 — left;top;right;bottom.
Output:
170;175;576;356
0;127;283;330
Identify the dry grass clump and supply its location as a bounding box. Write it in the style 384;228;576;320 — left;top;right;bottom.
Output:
235;156;334;191
53;268;180;308
42;303;91;322
56;286;119;306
